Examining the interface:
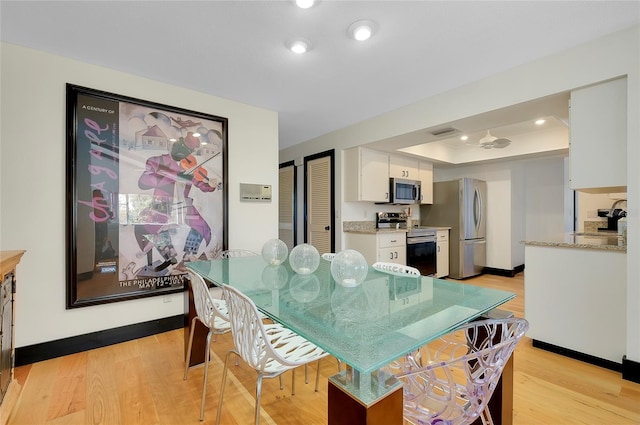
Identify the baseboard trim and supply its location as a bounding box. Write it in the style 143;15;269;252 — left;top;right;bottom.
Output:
15;315;185;366
532;339;622;373
483;264;525;277
622;355;640;383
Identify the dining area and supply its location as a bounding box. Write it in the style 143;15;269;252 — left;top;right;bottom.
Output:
183;240;527;425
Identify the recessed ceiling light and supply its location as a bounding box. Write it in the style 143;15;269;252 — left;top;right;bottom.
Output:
295;0;315;8
289;39;310;54
460;135;469;141
535;119;546;125
192;132;201;137
348;20;377;41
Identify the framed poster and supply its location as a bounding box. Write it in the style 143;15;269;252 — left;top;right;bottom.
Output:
66;84;228;308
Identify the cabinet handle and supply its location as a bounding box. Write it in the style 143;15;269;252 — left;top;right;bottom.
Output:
390;239;397;243
394;251;398;259
324;226;330;230
390;252;394;260
385;192;389;199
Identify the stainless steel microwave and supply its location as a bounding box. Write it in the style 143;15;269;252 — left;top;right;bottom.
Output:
389;178;421;204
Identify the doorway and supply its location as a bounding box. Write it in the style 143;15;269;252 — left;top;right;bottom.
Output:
304;150;335;255
278;161;296;250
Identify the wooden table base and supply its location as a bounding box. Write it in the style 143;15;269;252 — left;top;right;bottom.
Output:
327;380;403;425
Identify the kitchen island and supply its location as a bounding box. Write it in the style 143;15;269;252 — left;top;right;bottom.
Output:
523;233;626;368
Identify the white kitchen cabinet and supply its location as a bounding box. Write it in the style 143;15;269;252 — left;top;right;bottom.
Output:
344;147;390;202
569;77;627;193
419;161;433;204
436;229;449;278
389;155;419;180
345;231;406;265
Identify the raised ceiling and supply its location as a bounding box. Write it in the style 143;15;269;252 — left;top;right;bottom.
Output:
1;1;638;154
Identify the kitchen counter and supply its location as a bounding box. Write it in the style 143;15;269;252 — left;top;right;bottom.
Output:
342;221;407;234
522;232;625;252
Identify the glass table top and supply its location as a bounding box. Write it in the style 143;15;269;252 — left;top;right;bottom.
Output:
187;256;515;375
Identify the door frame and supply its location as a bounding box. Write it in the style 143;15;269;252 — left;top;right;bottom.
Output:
303;149;335;253
279;160;297;246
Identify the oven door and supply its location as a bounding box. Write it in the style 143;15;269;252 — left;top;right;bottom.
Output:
406;236;437;276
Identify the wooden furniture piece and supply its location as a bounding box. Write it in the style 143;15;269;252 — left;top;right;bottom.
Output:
0;250;25;425
187;256;515;425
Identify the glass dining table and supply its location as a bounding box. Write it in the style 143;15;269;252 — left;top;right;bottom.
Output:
187;256;515;425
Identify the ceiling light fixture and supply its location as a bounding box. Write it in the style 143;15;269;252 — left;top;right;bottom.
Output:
295;0;315;8
535;119;546;125
348;20;377;41
289;39;310;54
460;135;469;141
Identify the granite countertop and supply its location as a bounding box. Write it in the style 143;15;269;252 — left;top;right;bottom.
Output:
523;232;626;252
343;221;407;234
343;221;452;234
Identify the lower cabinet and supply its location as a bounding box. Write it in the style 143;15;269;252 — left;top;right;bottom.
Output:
345;231;406;265
436;230;449;278
1;250;24;425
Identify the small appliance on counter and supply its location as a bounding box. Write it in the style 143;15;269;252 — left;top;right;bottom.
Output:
597;208;627;232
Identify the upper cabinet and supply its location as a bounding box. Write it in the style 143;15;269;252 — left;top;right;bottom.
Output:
344;147;390;202
419;161;433;204
569;77;627;193
344;147;434;204
389;155;419;179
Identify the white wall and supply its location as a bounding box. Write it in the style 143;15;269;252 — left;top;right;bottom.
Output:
0;43;279;347
281;26;640;363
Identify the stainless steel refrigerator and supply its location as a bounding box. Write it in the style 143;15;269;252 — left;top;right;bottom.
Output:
420;178;487;279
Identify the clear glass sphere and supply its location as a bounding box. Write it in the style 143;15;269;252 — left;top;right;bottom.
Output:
330;249;368;287
289;274;320;303
289;244;320;275
261;238;289;266
261;265;289;289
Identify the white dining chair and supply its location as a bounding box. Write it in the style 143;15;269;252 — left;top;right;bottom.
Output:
372;261;421;276
215;249;259;258
216;284;330;425
183;271;231;421
321;252;336;261
389;317;529;425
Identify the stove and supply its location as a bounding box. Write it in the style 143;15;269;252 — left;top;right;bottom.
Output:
375;211;408;229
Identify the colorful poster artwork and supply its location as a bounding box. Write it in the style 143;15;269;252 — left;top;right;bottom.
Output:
67;85;227;308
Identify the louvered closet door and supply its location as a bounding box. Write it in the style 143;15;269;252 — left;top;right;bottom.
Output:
306;155;332;255
278;165;295;250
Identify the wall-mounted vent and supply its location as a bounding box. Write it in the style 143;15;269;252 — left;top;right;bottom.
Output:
430;127;460;137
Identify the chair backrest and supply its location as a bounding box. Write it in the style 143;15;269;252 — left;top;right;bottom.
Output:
216;249;259;259
222;284;287;371
393;317;529;425
372;261;420;276
188;271;229;329
321;253;335;261
222;284;322;371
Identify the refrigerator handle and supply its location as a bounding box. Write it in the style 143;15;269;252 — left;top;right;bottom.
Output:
474;187;482;233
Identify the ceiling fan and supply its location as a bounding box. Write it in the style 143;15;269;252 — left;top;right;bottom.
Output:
478;130;512;149
471;130;512;149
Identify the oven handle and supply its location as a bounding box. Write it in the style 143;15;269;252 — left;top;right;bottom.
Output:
407;236;437;244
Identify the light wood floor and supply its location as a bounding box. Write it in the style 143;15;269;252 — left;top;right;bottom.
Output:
7;273;640;424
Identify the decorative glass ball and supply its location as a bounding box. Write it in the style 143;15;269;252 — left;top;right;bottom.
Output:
261;238;289;266
331;249;368;287
289;274;320;303
289;244;320;275
261;265;289;289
